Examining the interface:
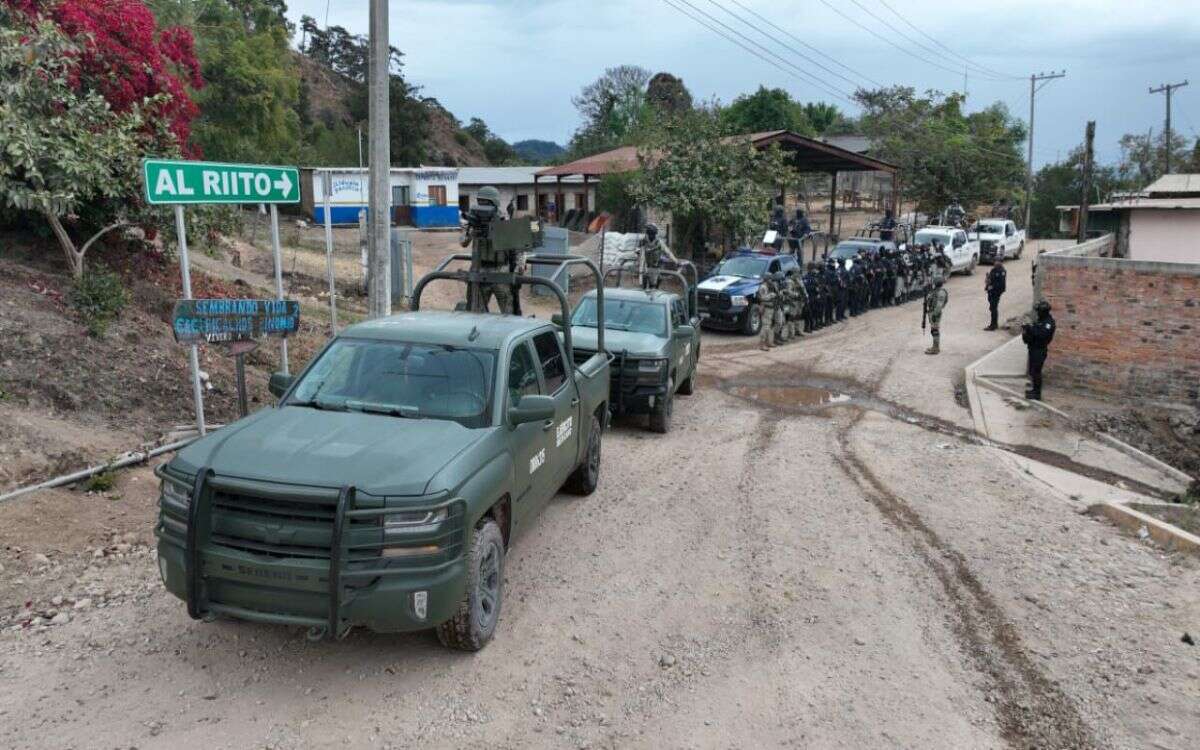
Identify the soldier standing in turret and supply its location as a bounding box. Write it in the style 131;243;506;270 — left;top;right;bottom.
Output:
638;223;673;290
460;186;514;314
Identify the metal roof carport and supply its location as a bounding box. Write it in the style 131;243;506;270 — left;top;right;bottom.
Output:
535;131;900;242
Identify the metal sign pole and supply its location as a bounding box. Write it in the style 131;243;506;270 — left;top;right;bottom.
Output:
235;352;249;417
322;170;339;334
174;205;206;436
269;204;289;375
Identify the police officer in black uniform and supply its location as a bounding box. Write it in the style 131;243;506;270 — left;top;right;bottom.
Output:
984;256;1007;331
1022;300;1056;400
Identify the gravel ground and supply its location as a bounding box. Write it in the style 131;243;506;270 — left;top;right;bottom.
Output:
1;243;1198;749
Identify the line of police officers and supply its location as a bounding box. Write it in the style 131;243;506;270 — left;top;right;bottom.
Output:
756;243;955;351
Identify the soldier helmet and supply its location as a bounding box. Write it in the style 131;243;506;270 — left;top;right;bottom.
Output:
645;222;659;239
477;186;501;207
934;277;945;287
1034;300;1052;313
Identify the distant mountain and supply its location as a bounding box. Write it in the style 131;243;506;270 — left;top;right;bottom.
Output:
513;139;566;164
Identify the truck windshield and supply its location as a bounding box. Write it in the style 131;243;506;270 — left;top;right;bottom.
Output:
714;257;768;278
572;297;667;337
914;231;949;246
287;339;495;429
975;223;1004;235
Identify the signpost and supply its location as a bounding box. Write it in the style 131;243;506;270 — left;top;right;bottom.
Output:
171;299;300;418
144;159;300;434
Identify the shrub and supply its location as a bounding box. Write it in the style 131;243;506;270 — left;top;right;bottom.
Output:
86;470;116;493
70;268;128;336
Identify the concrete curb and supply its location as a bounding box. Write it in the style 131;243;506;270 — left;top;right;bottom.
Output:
1088;502;1200;555
973;375;1193;489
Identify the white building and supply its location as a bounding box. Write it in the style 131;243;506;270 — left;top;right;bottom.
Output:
1080;175;1200;263
457;167;594;219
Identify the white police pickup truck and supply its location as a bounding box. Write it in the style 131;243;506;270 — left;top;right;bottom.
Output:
913;225;980;275
971;219;1025;264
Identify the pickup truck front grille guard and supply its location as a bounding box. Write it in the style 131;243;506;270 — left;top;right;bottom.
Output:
185;468;212;621
327;485;353;641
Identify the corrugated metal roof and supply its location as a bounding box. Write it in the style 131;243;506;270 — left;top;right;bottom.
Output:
820;135;872;154
1090;197;1200;211
458;167;584;185
1144;174;1200;196
537;131;896;178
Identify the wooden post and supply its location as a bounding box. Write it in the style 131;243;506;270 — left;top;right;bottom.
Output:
829;171;839;242
533;176;540;220
556;176;563;225
1077;121;1095;244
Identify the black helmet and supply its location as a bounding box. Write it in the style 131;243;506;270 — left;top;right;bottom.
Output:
645;222;658;239
1034;300;1052;314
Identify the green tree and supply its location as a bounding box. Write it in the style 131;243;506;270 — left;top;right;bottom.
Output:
567;65;652;158
854;86;1026;217
1029;149;1123;238
720;87;813;136
1117;130;1191;187
632;110;795;255
0;21;152;277
801;102;852;135
646;72;693;116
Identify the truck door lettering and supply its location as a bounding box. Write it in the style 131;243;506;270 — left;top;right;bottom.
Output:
529;448;546;474
555;416;573;447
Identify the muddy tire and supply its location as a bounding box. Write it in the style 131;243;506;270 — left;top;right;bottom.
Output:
1015;241;1024;259
964;255;977;275
436;520;504;652
649;378;673;434
740;306;762;336
677;359;697;396
564;414;602;496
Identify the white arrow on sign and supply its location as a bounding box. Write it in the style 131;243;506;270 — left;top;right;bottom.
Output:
273;172;293;197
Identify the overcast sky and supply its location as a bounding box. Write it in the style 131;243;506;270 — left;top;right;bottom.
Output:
286;0;1200;167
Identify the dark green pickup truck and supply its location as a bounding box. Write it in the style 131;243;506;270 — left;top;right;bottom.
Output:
568;287;700;433
155;310;609;650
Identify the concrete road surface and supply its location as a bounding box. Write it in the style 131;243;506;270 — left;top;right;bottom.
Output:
1;243;1197;749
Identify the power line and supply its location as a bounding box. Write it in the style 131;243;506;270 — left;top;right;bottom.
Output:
1150;80;1189;173
720;0;884;89
660;0;855;103
873;0;1022;81
813;0;994;82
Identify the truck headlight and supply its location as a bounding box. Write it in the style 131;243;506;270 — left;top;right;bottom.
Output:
384;508;447;537
730;295;747;307
159;477;192;514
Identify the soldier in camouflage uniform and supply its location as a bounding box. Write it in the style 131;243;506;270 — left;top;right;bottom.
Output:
924;276;949;355
460;186;514;314
758;273;782;351
787;273;808;339
638;223;672;290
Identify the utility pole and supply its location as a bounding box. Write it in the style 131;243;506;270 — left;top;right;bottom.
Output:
1025;71;1067;233
1149;80;1188;174
1077;121;1095;245
366;0;391;318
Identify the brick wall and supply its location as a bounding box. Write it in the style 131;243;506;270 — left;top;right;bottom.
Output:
1040;246;1200;406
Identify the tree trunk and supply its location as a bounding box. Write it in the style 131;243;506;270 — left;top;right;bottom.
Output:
45;211;84;279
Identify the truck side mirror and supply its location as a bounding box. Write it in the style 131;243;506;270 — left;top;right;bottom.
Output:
268;372;295;399
551;313;564;327
508;394;555;428
673;324;695;340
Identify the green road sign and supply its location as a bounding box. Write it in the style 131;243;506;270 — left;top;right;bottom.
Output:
143;159;300;205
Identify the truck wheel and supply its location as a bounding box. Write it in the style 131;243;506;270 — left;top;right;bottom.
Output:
649;379;673;434
1015;242;1024;259
564;414;602;495
740;306;762;336
677;360;697;396
965;255;977;275
436;520;504;651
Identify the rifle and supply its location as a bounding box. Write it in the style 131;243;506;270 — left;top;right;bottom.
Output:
921;289;928;330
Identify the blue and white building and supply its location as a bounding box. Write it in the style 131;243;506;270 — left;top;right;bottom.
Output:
300;167;461;228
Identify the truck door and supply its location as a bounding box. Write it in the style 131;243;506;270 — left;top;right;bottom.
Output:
532;330;579;494
670;298;692;378
505;338;549;529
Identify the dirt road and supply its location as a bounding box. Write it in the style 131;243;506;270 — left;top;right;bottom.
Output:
1;244;1197;749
